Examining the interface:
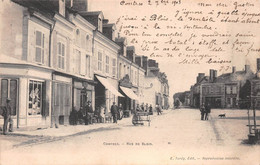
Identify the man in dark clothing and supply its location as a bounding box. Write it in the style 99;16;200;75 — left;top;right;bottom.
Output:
110;102;118;123
2;98;13;135
85;101;94;125
200;103;205;120
204;103;211;120
149;104;153;115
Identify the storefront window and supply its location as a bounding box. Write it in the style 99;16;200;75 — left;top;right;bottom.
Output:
28;80;43;115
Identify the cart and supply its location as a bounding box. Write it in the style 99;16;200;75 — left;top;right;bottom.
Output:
132;112;151;126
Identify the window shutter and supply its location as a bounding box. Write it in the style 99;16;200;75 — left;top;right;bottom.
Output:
52;32;57;68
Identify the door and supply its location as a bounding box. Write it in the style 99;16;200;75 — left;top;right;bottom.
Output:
0;79;18;127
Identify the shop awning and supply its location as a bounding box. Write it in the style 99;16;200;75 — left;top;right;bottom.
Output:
120;86;139;100
96;75;124;97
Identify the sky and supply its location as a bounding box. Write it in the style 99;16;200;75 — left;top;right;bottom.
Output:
88;0;260;98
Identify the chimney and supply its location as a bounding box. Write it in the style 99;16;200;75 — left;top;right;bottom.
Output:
102;19;109;24
142;56;148;70
257;58;260;72
59;0;66;16
245;65;250;73
209;69;214;82
213;70;217;80
71;0;88;12
232;66;236;73
135;56;142;67
127;46;135;62
197;73;205;83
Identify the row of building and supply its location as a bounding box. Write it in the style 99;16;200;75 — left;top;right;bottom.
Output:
175;59;260;110
0;0;169;129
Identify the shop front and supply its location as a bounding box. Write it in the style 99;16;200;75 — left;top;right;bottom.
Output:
118;75;139;111
95;75;123;112
73;79;95;112
52;74;72;125
0;64;52;129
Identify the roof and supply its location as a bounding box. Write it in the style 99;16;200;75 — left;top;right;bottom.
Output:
215;70;254;83
115;37;126;43
103;23;115;27
12;0;58;18
79;11;103;17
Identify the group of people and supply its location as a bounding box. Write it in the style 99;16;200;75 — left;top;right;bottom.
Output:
69;101;103;125
200;102;211;120
135;103;153;115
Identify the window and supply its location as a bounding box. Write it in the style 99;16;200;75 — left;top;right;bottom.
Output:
86;55;90;77
119;63;122;78
106;56;109;74
226;86;231;94
76;29;80;46
28;80;43;115
98;18;102;32
86;35;91;51
232;86;237;94
130;69;133;82
74;50;81;74
135;71;138;85
35;31;44;64
98;52;102;71
112;58;116;76
58;42;65;69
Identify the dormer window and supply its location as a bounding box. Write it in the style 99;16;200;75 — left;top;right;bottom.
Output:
98;18;102;32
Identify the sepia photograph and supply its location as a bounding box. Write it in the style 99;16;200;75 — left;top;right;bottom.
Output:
0;0;259;164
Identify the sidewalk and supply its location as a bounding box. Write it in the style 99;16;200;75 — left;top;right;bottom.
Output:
4;109;172;138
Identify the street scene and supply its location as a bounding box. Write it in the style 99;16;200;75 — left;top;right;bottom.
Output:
1;108;260;164
1;0;260;164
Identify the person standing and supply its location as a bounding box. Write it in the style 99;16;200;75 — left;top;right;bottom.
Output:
200;103;205;120
85;101;94;125
118;103;123;120
2;98;13;135
204;103;211;120
110;102;118;123
149;104;153;115
156;104;162;115
145;103;149;112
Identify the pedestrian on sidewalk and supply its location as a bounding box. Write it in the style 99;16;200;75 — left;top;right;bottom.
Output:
111;102;118;123
2;98;13;135
85;101;94;125
149;104;153;115
200;103;205;120
156;104;162;115
204;103;211;120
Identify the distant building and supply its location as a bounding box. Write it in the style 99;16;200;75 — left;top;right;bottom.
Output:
200;65;254;108
190;73;209;108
